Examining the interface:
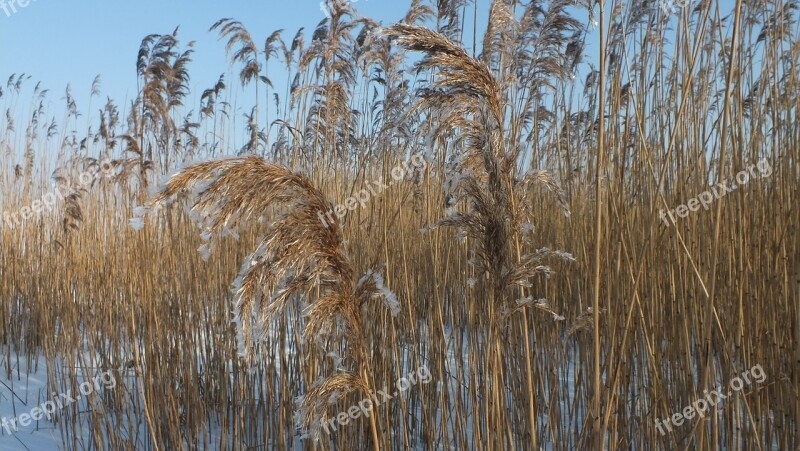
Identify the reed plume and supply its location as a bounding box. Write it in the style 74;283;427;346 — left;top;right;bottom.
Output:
135;155;397;448
388;22;574;449
388;22;572;327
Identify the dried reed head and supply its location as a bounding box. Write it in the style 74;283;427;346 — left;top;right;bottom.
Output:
389;24;572;323
140;156;352;358
386;23;504;131
136;155;398;442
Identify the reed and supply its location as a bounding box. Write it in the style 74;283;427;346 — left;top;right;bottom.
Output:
0;0;797;449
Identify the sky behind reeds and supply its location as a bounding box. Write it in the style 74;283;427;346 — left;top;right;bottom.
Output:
0;0;741;162
1;1;424;124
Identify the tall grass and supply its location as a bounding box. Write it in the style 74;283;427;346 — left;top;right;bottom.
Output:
0;0;798;449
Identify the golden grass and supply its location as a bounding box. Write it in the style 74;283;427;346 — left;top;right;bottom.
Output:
0;0;798;449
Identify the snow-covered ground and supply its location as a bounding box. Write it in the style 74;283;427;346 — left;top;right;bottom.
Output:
0;351;127;450
0;353;66;450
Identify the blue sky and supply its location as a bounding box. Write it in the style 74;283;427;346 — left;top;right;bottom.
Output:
0;0;747;149
0;1;444;127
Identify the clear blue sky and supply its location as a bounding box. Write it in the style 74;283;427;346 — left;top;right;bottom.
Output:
0;0;743;149
0;0;418;127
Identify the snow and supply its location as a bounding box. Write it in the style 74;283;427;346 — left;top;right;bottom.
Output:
0;354;60;450
0;353;117;450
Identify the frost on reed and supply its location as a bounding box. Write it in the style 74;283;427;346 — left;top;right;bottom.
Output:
133;155;396;444
388;23;576;448
388;23;574;323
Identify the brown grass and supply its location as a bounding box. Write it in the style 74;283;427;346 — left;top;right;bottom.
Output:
0;0;798;449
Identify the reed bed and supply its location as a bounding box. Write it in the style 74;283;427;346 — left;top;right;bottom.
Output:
0;0;798;449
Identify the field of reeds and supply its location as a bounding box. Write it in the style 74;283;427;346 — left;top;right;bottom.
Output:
0;0;798;449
